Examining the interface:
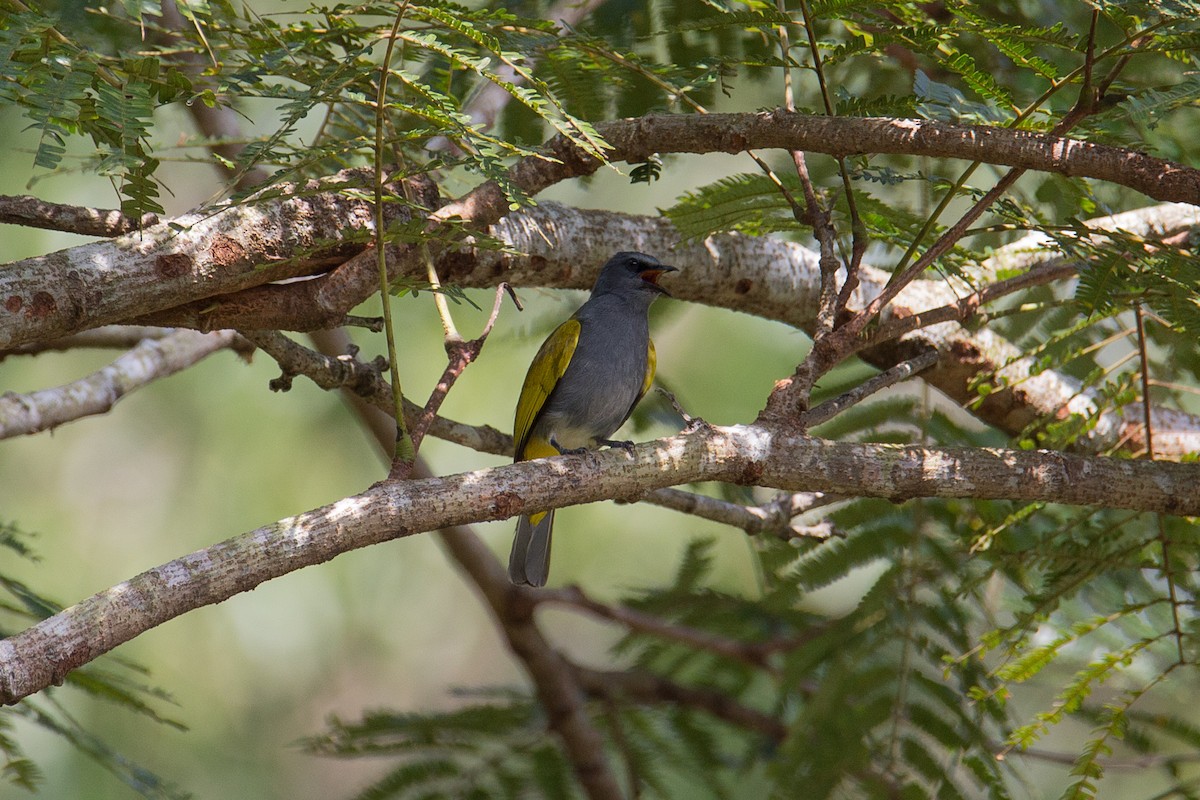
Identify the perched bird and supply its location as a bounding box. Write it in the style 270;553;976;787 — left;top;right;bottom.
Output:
508;251;677;587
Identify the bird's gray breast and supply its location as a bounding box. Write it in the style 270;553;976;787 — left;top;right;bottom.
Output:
534;294;649;448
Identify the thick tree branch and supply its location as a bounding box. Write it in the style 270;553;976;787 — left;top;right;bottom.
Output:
129;247;389;333
0;173;438;349
1;425;1196;704
209;200;1200;458
0;175;374;348
472;203;1200;457
119;200;1199;459
436;112;1200;231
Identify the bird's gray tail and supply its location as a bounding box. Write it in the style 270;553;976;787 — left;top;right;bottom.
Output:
509;511;554;587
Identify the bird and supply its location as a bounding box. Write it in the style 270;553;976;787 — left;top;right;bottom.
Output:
508;251;677;587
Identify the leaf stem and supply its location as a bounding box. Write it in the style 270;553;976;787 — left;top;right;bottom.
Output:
376;2;416;470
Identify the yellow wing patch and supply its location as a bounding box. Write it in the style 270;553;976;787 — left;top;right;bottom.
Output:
513;319;581;460
640;338;657;403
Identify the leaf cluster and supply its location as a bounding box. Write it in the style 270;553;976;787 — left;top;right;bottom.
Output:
0;8;191;218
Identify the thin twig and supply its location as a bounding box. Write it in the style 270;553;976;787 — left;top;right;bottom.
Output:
1135;304;1186;665
601;697;642;800
410;283;518;452
795;0;867;292
1000;740;1200;770
241;330;390;398
543;586;776;672
640;487;840;540
375;3;416;474
0;326;177;360
870;10;1110;316
888;10;1113;284
247;329;512;456
540;586;824;674
777;2;841;342
574;666;789;742
1135;305;1156;461
425;251;462;343
800;350;940;429
762;12;1139;420
862;259;1082;347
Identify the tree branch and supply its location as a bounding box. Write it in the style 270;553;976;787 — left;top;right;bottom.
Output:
0;195;157;237
538;585;783;672
640;487;840;539
574;665;789;742
800;350;940;429
436;112;1200;232
8;112;1200;347
243;329;511;457
0;326;176;360
0;171;435;349
0;329;239;439
473;203;1200;457
1;425;1196;704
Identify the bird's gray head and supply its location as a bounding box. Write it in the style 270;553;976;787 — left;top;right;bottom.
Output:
591;251;678;299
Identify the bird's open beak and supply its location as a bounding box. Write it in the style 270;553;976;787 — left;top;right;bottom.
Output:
640;265;678;296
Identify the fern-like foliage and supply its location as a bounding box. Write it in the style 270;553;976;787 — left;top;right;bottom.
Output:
969;506;1200;799
663;172;809;241
303;696;577;800
0;522;185;798
0;9;185;218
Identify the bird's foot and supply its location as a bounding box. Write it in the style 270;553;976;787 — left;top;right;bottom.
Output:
550;436;590;456
597;438;636;453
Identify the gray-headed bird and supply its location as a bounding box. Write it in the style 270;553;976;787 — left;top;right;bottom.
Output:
508;251;676;587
